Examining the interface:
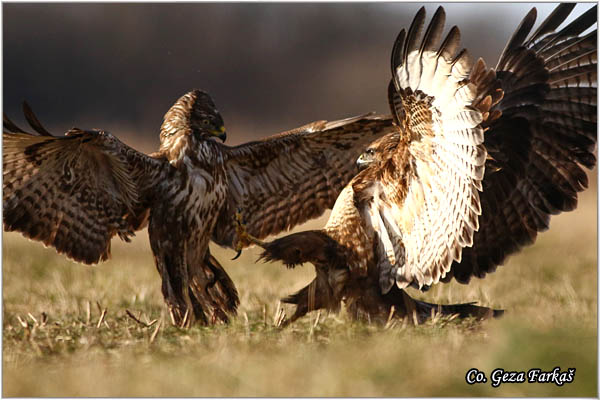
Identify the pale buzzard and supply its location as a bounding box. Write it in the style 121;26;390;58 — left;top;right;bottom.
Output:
235;4;597;324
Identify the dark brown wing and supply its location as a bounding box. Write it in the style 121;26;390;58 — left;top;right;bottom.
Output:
447;4;597;284
211;113;395;246
3;106;171;264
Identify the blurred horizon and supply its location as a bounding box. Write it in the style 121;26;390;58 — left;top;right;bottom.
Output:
3;2;595;153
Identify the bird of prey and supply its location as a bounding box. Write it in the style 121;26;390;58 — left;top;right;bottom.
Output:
3;90;396;327
235;4;597;324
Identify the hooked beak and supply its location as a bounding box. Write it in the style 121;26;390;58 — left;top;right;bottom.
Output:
356;154;370;171
214;125;227;142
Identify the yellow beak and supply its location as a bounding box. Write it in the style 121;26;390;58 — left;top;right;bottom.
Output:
212;125;227;142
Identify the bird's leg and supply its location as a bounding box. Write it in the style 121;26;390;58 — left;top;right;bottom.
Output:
232;209;266;260
234;209;265;247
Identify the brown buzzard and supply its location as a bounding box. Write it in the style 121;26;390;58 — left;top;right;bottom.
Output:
3;90;396;327
235;4;597;324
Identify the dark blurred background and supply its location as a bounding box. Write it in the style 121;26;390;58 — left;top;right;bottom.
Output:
3;3;592;152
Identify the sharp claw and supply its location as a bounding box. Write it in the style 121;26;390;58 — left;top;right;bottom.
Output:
233;208;253;258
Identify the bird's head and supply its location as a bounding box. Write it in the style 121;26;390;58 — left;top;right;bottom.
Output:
188;90;227;143
357;147;379;171
160;89;227;155
356;132;400;171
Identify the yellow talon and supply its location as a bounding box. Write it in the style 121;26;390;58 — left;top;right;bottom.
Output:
232;209;249;260
231;209;264;261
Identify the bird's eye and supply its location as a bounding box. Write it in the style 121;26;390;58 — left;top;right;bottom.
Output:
202;119;210;125
366;149;375;155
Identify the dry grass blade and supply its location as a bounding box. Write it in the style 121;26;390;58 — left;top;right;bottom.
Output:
180;308;190;329
278;312;286;328
272;301;287;327
272;301;281;325
275;308;286;328
447;313;459;322
168;308;176;326
27;313;38;325
96;308;107;329
384;306;396;329
411;309;419;326
86;301;91;325
149;320;161;344
401;316;409;330
313;310;321;329
16;315;28;329
243;312;250;336
308;311;322;340
428;307;442;326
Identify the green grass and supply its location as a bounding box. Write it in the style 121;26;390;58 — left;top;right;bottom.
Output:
3;185;597;396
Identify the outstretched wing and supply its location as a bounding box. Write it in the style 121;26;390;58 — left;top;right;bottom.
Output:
211;113;395;246
358;7;502;292
447;4;597;283
3;106;170;264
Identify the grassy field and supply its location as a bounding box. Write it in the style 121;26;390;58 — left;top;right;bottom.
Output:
2;180;597;396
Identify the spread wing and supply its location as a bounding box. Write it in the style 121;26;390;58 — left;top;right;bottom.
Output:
211;113;395;246
447;4;597;283
3;106;171;264
357;7;502;292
